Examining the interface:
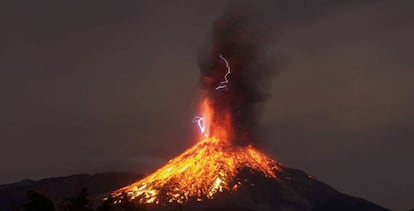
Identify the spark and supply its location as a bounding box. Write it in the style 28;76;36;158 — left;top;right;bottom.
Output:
216;54;231;90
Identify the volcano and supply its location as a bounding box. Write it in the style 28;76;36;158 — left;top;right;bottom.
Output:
109;143;388;211
111;132;280;205
109;98;388;211
110;6;388;211
109;144;388;211
111;97;280;204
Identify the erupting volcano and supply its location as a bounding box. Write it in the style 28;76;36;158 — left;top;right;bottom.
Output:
111;6;281;206
111;97;281;204
110;5;388;211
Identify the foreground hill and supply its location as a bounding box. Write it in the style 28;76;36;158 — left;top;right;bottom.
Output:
0;172;141;210
0;168;389;211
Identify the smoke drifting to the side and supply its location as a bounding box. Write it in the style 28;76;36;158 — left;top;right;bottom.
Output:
198;4;276;146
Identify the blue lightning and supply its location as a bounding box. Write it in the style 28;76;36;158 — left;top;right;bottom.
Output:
194;54;231;136
193;116;207;137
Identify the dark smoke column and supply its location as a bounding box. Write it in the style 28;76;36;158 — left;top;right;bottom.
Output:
198;5;275;146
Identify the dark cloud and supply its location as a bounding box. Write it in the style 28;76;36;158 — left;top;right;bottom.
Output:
197;3;276;146
0;0;413;210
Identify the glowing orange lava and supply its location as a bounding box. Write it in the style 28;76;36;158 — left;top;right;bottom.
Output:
111;98;280;204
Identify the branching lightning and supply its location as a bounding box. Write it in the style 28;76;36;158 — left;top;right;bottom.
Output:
194;54;231;136
216;54;231;90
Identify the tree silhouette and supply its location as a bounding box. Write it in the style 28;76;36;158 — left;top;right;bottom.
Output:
22;190;55;211
65;187;93;211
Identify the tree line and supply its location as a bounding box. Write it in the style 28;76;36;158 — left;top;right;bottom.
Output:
22;188;149;211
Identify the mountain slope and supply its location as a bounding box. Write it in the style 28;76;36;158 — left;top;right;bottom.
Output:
142;166;389;211
0;168;389;211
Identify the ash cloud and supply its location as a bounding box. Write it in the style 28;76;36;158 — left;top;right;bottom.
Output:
198;4;276;146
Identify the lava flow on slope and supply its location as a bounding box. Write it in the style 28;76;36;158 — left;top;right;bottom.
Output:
111;97;281;205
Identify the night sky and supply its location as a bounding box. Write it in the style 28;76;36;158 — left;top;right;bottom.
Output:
1;0;413;210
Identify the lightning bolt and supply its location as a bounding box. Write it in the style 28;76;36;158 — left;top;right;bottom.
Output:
193;116;207;137
216;54;231;90
194;54;230;136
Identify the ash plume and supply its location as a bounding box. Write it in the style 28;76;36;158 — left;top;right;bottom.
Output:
198;4;276;146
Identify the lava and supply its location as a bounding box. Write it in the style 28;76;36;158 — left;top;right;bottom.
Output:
111;96;280;204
